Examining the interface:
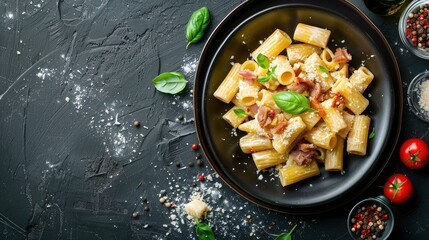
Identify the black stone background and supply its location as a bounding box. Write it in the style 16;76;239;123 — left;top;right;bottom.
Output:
0;0;428;239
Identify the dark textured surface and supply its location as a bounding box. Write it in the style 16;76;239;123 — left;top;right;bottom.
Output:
0;0;428;239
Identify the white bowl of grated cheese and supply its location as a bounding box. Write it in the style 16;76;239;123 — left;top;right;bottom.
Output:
408;71;429;122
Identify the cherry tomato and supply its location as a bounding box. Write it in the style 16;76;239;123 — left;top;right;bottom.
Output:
399;138;429;169
383;173;413;204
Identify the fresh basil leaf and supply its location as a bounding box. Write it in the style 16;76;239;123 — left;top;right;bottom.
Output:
271;65;277;73
369;128;375;139
186;7;211;48
152;72;187;94
319;65;329;73
273;91;311;114
233;108;246;118
196;223;215;240
256;53;270;69
270;72;278;81
257;75;270;83
275;224;297;240
270;65;278;80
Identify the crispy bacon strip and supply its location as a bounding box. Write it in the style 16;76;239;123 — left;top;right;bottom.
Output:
257;106;275;128
247;104;259;115
311;98;326;117
297;76;315;88
331;92;345;108
310;83;321;101
287;82;308;93
293;143;318;165
271;114;289;134
239;70;256;81
333;48;352;63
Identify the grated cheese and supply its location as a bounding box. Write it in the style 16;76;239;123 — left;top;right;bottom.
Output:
419;79;429;113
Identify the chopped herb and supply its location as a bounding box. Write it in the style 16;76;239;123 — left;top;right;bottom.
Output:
319;65;329;73
369;128;375;139
233;108;246;118
275;224;297;240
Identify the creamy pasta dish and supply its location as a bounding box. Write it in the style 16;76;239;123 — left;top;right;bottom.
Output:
213;23;374;187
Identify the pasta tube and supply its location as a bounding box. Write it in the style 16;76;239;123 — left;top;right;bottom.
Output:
286;43;322;64
240;60;259;72
305;122;337;150
251;29;292;59
236;79;261;106
320;48;340;71
239;134;273;154
349;66;374;93
214;63;241;103
330;63;349;81
337;111;355;139
347;115;371;155
238;119;267;136
299;111;321;130
222;106;247;128
279;161;320;186
320;98;347;133
293;23;331;48
332;78;369;115
272;116;307;154
273;55;295;86
303;53;334;92
252;149;287;170
325;137;345;171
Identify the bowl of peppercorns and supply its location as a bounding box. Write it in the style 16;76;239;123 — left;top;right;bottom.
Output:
347;195;394;240
399;0;429;59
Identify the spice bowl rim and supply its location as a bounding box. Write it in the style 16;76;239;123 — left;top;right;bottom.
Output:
407;71;429;122
398;0;429;60
347;195;395;240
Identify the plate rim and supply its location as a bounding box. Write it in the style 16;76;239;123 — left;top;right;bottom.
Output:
193;0;403;214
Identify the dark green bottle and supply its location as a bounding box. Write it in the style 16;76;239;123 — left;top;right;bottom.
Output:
363;0;406;15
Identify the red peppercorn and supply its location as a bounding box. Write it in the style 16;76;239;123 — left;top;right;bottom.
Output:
192;143;199;150
249;147;255;154
198;175;205;181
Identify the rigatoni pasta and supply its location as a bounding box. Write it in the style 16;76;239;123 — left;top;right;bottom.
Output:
293;23;331;48
214;63;242;103
213;24;375;187
251;29;292;59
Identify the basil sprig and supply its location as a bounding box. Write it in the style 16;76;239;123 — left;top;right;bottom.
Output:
233;108;246;118
186;7;211;48
256;53;278;83
369;127;375;139
273;91;313;114
196;222;215;240
152;72;187;94
275;224;297;240
319;65;329;73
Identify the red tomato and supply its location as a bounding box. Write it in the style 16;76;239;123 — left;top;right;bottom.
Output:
383;174;413;204
399;138;429;169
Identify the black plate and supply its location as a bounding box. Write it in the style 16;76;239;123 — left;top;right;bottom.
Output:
194;0;402;214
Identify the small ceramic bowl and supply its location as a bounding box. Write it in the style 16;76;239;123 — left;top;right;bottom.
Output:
398;0;429;59
347;195;394;240
407;71;429;122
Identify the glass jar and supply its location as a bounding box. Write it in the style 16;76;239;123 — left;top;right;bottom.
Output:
364;0;406;15
398;0;429;59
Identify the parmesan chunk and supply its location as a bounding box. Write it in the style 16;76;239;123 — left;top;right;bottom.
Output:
184;198;209;219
